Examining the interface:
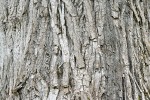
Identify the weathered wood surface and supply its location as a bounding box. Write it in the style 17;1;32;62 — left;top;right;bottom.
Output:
0;0;150;100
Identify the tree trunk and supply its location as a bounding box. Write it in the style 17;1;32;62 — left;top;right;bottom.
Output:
0;0;150;100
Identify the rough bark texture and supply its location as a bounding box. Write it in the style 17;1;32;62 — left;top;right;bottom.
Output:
0;0;150;100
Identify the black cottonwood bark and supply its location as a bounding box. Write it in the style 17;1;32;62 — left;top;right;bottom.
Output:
0;0;150;100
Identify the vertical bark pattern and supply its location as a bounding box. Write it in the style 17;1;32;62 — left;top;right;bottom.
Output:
0;0;150;100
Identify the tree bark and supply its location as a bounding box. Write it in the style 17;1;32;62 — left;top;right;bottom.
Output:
0;0;150;100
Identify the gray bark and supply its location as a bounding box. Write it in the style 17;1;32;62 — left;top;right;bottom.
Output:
0;0;150;100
